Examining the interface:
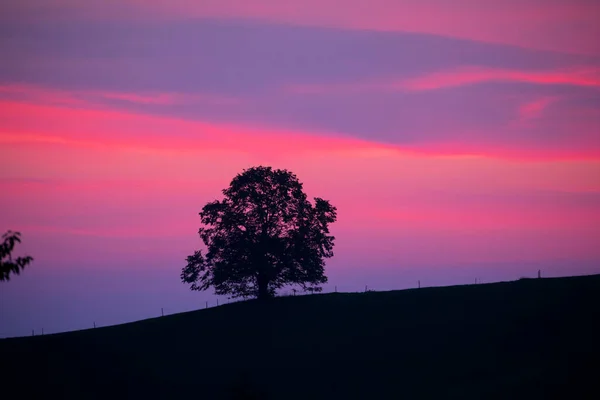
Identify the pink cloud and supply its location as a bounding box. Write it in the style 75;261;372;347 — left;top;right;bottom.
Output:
0;99;378;163
372;201;600;232
402;66;600;91
0;84;88;107
0;84;240;108
2;89;599;272
2;89;598;174
100;92;182;105
2;85;600;167
284;66;600;95
518;97;558;120
96;91;241;106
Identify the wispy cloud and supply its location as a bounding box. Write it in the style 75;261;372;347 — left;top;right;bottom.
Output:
0;84;88;106
0;84;241;107
96;91;241;106
518;96;559;120
402;66;600;91
285;66;600;94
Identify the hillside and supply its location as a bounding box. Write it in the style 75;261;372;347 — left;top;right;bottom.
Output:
2;274;600;399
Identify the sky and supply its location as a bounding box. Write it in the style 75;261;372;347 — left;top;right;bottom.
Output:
1;0;599;338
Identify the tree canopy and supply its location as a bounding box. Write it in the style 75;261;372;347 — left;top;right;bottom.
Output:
181;166;337;300
1;231;33;282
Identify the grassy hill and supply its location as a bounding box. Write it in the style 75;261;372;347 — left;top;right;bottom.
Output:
2;274;600;399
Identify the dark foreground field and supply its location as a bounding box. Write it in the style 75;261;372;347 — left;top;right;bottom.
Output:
2;275;600;399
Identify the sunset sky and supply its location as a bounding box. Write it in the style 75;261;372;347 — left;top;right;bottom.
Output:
1;0;599;338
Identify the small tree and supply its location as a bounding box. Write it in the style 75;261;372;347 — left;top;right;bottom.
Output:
1;231;33;282
181;166;337;300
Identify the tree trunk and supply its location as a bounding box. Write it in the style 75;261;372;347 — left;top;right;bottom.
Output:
257;273;271;301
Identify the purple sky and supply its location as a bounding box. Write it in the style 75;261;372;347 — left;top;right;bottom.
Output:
1;0;599;338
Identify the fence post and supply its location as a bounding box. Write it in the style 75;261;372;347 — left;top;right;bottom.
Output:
205;301;208;309
418;280;420;289
538;269;541;279
365;285;368;292
161;308;164;317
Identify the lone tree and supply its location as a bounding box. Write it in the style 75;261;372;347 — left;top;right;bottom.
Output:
181;166;337;300
1;231;33;282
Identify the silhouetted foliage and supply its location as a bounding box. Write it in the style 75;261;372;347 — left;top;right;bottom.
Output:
181;166;337;300
0;231;33;282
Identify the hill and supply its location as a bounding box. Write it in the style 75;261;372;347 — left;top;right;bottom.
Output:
1;274;600;399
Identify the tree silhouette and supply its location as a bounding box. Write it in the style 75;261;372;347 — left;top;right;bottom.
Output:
1;231;33;282
181;166;337;300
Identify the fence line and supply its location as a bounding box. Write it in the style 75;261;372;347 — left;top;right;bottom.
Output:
19;272;545;338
